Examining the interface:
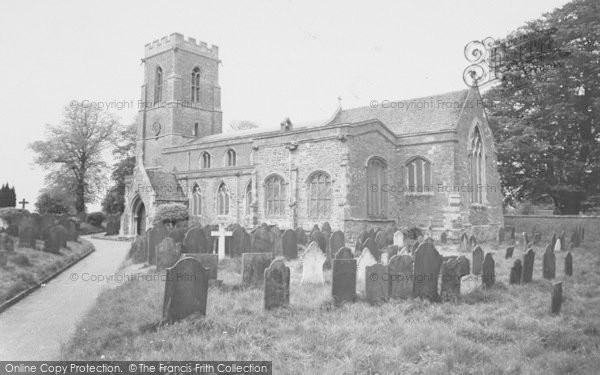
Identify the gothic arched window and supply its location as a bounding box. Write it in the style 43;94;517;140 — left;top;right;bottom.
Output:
307;172;332;218
154;66;163;104
191;184;202;216
470;126;485;203
200;152;211;169
193;122;199;137
226;149;237;167
406;157;432;193
217;183;230;216
245;181;253;216
366;157;387;217
191;67;201;103
265;175;286;217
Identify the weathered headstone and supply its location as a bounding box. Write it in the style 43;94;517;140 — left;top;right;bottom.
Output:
157;237;179;270
295;227;307;245
182;253;219;280
148;224;168;265
231;226;251;256
264;259;290;310
460;233;469;252
571;229;581;248
300;241;326;285
168;227;187;244
559;231;566;251
440;257;462;300
388;254;413;299
355;230;369;255
281;229;298;259
44;225;67;254
321;222;332;235
183;226;208;254
332;253;357;304
242;252;273;288
521;249;535;283
211;224;233;260
18;218;35;249
162;257;209;323
329;230;345;256
460;274;480;295
393;230;404;247
482;253;495;288
412;242;443;301
356;247;378;294
375;231;387;251
468;234;477;251
457;255;470;277
39;215;56;240
365;264;389;305
472;246;484;275
309;230;327;254
551;281;563;314
542;244;556;280
440;231;448;244
564;252;573;277
509;259;522;285
550;232;557;249
505;246;514;259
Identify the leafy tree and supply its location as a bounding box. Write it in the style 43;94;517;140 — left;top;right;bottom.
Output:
483;0;600;214
30;103;119;215
102;122;136;214
35;185;76;215
0;183;16;208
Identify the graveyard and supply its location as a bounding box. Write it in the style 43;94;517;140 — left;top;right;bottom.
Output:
60;225;600;374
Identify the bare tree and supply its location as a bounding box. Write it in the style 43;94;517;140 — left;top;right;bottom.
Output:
229;120;259;131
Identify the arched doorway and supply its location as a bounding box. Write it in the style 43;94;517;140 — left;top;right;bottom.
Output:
132;197;146;235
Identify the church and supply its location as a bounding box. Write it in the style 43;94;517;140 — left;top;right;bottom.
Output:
120;33;504;241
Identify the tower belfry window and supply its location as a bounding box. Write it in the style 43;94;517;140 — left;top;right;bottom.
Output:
192;67;201;103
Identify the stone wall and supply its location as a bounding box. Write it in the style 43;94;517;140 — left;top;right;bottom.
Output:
504;215;599;241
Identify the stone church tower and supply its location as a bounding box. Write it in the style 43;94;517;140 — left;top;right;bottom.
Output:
139;33;222;168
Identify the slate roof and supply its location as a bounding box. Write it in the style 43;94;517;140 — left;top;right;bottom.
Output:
146;170;187;201
327;89;471;135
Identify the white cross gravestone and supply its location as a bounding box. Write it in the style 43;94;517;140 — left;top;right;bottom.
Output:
357;248;377;294
301;241;326;285
211;224;233;260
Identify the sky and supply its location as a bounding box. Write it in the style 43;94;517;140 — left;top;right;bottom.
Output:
0;0;571;212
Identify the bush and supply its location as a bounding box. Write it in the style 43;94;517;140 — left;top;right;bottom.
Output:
11;253;31;267
153;203;189;227
86;212;105;227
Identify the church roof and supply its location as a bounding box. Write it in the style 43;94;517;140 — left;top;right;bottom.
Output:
146;170;187;202
327;89;471;135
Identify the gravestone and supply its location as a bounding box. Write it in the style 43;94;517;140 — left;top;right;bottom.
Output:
242;252;273;288
564;252;573;277
181;253;218;280
356;247;378;294
336;247;354;259
355;230;369;255
521;249;535;283
295;227;307;245
168;227;187;244
44;225;67;254
162;257;209;323
251;226;273;253
310;224;320;236
460;233;469;252
509;259;522;285
457;255;470;277
362;237;379;260
157;237;179;270
551;281;563;314
559;231;566;251
375;231;387;251
542;244;556;280
554;238;561;252
533;232;542;244
39;215;56;241
468;234;477;251
550;232;557;249
281;229;298;259
482;253;495;288
368;228;376;242
300;241;326;285
412;242;443;301
329;230;345;256
388;254;413;299
365;264;389;305
472;246;484;275
183;226;208;254
18;219;35;249
264;259;290;310
211;224;233;260
309;230;327;254
231;227;251;256
498;227;505;243
523;232;530;248
105;215;121;236
321;222;332;235
440;231;448;244
440;257;462;300
393;230;404;247
460;274;480;295
270;226;283;256
571;229;580;248
58;216;78;242
505;246;514;259
380;252;389;265
1;233;15;253
332;251;357;304
148;224;168;265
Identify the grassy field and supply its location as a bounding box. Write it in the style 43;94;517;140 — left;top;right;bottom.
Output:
0;239;94;304
62;239;600;374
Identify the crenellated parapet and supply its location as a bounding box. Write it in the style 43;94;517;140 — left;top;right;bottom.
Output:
144;33;219;59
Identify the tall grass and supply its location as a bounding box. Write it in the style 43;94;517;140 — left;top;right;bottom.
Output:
62;241;600;374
